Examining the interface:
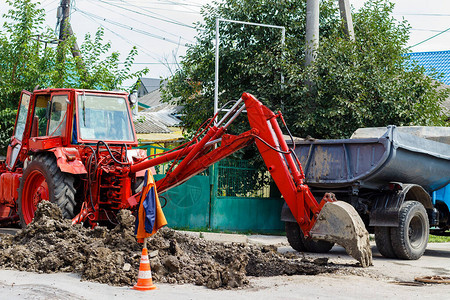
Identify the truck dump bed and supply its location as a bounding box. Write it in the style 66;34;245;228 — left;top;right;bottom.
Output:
292;126;450;192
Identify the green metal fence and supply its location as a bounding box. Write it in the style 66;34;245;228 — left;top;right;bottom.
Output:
136;145;284;233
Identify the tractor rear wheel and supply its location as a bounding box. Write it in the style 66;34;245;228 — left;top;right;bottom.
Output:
18;154;76;227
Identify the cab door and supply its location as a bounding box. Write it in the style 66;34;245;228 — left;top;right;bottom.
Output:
6;91;32;170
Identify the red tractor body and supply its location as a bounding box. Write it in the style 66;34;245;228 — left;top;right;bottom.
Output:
0;88;147;227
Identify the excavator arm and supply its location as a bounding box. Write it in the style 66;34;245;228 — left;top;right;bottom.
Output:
130;92;372;267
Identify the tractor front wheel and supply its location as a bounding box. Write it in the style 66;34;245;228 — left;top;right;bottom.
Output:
18;154;76;227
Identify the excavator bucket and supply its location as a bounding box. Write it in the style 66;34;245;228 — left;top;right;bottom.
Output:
309;201;373;267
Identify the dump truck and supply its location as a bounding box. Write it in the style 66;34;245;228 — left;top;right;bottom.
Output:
282;126;450;260
0;88;371;266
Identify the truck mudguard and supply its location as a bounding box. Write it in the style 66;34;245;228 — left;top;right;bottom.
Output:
370;183;432;227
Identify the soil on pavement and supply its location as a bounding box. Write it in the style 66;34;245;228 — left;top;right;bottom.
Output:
0;202;365;289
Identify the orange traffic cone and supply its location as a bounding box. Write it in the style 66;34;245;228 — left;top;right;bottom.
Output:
133;248;157;291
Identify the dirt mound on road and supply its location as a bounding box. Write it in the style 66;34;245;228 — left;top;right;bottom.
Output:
0;202;340;289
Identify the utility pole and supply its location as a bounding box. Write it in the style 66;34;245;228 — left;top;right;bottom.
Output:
338;0;355;41
57;0;83;62
305;0;319;67
58;0;70;43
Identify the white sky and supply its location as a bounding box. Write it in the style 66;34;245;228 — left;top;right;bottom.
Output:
1;0;450;88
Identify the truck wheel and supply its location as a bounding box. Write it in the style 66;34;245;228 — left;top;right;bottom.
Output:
18;154;76;227
390;201;429;260
285;222;306;251
374;227;397;258
285;222;334;253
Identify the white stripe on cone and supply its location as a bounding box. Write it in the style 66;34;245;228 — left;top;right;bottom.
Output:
138;270;152;279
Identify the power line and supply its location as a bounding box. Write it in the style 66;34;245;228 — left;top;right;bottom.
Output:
409;26;450;49
41;0;60;8
396;12;450;17
411;28;444;33
118;4;201;15
117;0;203;9
151;0;203;8
74;8;191;46
77;11;161;61
163;0;200;13
77;10;182;72
118;62;179;65
96;0;196;29
89;0;193;43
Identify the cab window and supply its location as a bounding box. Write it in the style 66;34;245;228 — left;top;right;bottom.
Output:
30;95;50;137
13;93;30;141
48;95;68;136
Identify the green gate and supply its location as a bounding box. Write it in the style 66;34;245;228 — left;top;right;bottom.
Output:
137;145;284;233
210;159;284;232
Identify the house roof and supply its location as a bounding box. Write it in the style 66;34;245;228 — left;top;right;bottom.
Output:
138;78;162;93
134;112;183;143
134;115;171;134
137;88;183;113
405;51;450;116
405;50;450;85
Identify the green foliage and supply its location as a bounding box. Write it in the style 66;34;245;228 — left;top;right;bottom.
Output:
0;0;148;155
163;0;448;142
53;28;148;90
0;108;17;154
0;0;51;110
286;0;447;138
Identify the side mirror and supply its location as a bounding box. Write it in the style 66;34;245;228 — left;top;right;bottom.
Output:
128;93;137;106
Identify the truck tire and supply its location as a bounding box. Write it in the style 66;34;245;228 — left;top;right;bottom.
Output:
18;154;76;227
374;227;397;258
285;221;306;251
285;222;334;253
390;201;429;260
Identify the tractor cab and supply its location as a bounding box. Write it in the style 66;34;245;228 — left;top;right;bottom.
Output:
76;92;135;143
7;88;138;172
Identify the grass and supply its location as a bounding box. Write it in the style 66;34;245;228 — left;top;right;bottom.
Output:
429;233;450;243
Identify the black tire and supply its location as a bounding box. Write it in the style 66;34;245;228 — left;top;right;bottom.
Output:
374;226;397;258
390;201;429;260
285;222;306;251
132;176;145;195
18;154;76;227
285;221;334;253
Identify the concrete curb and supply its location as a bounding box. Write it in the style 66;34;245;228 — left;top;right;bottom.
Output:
176;230;288;245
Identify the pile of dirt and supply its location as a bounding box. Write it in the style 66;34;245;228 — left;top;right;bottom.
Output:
0;202;342;289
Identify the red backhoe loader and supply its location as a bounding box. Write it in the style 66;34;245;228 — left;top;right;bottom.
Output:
0;88;372;266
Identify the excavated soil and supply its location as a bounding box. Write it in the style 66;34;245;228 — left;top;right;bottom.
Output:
0;202;349;289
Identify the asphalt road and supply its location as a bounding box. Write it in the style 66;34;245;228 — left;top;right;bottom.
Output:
0;231;449;299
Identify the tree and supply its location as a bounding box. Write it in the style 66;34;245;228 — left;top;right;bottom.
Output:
0;0;147;155
163;0;448;141
0;0;52;110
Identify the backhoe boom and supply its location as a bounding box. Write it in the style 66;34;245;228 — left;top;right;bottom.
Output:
130;92;372;267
